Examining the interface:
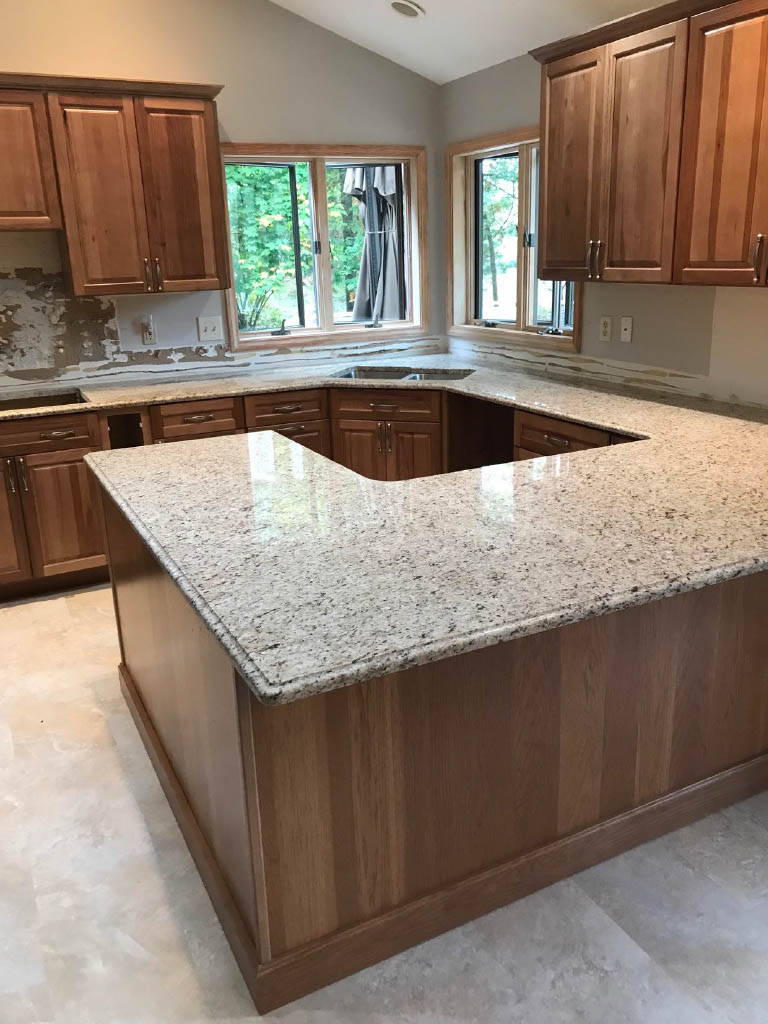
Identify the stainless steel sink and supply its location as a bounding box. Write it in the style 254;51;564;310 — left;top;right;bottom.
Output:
0;388;86;412
403;369;475;381
331;365;413;380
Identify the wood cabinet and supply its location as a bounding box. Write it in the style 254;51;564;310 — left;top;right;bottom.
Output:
0;89;61;229
0;458;31;584
386;421;442;480
245;390;328;429
48;91;229;296
598;22;687;282
539;47;605;280
135;97;229;292
149;397;245;443
17;447;106;576
332;419;389;480
253;420;332;458
513;410;610;460
675;0;768;285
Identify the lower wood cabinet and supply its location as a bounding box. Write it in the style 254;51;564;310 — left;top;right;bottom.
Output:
16;447;106;577
254;420;332;458
0;458;31;584
514;410;610;460
332;418;442;481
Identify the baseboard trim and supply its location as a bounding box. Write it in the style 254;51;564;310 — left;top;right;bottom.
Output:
120;661;768;1013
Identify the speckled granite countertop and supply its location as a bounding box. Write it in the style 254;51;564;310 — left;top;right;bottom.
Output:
82;356;768;705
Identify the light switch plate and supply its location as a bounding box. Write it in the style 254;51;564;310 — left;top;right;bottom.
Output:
619;316;633;344
197;315;224;343
599;316;612;343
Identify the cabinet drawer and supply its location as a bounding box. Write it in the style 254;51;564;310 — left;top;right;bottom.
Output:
0;413;101;456
513;411;609;457
330;388;441;422
244;389;328;428
150;397;245;442
250;418;331;458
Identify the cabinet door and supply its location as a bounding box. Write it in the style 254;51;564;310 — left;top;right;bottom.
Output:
539;46;605;280
597;22;687;282
48;93;151;295
385;421;442;481
0;90;61;229
331;419;388;480
17;448;107;577
135;97;230;292
675;0;768;284
0;458;31;584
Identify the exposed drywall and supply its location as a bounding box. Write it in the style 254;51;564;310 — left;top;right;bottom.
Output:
0;0;441;380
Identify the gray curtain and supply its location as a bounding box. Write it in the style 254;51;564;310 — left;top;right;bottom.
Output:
343;166;402;322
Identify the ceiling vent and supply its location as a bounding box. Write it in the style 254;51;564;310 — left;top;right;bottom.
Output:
391;0;425;18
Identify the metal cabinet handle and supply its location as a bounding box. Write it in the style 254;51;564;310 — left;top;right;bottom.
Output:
4;458;16;496
376;421;384;453
542;432;570;448
154;257;164;292
586;240;595;280
752;234;766;283
272;403;302;414
593;239;603;281
182;412;215;424
369;402;398;411
16;457;29;493
40;428;76;440
278;424;305;434
143;257;152;292
386;421;393;454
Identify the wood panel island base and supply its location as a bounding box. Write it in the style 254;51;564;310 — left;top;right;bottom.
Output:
103;493;768;1012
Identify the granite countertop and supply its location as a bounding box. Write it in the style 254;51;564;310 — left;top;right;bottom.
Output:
80;355;768;705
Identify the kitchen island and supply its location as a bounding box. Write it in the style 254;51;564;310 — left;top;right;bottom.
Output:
86;366;768;1011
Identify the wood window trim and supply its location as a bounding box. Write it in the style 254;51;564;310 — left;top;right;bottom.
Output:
220;143;429;352
446;126;582;354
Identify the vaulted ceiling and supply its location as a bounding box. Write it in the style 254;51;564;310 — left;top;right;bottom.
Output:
269;0;669;84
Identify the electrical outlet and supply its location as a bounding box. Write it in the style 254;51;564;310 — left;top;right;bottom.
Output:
619;316;633;344
140;315;155;346
599;316;612;342
197;315;224;343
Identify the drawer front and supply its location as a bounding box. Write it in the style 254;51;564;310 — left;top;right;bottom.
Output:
150;397;245;441
154;428;246;445
244;389;328;428
330;388;441;422
250;418;332;458
513;411;609;457
0;413;101;456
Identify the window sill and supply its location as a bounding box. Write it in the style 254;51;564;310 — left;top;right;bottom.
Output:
233;323;428;352
448;323;580;354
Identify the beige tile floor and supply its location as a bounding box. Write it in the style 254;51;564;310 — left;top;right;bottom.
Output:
3;586;768;1023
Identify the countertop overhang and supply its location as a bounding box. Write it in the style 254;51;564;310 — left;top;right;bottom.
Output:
81;357;768;704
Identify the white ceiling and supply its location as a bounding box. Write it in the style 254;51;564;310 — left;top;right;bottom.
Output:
269;0;666;84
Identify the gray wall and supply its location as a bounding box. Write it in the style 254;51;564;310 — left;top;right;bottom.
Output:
0;0;441;373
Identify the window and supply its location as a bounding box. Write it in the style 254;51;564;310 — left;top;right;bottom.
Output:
448;130;580;350
222;146;426;348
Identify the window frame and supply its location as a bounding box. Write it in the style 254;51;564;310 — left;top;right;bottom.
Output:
446;127;582;353
221;143;428;351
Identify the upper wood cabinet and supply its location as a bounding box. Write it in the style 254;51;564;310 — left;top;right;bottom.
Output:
675;0;768;285
135;97;229;292
598;22;687;282
539;47;605;281
48;90;229;296
0;90;61;229
48;94;152;295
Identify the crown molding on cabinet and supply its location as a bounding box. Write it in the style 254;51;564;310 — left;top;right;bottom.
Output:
0;71;222;100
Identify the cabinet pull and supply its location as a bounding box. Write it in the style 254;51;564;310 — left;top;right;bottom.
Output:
143;257;152;292
16;457;29;493
542;432;570;448
752;234;766;283
369;401;398;411
272;403;302;413
278;424;305;434
40;428;76;440
182;412;215;424
4;458;16;496
154;257;164;292
593;240;603;281
376;421;384;454
586;240;595;280
386;421;393;454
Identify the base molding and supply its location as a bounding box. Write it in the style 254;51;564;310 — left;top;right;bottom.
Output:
120;661;768;1012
